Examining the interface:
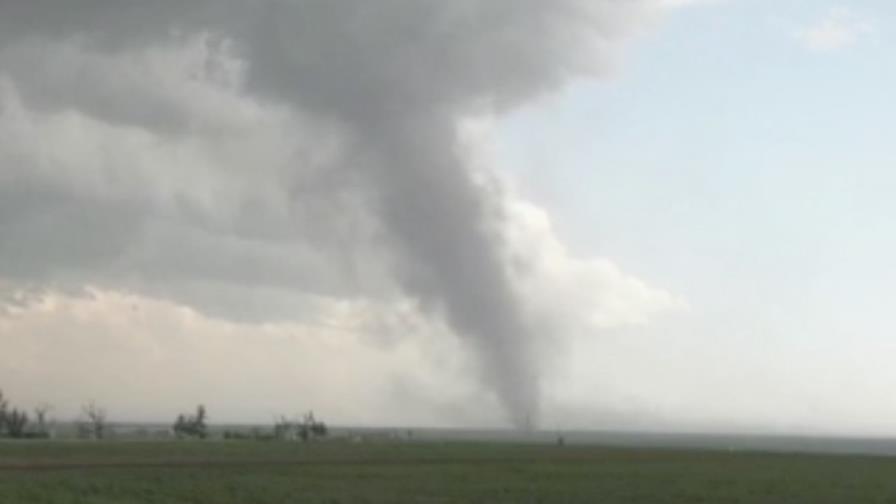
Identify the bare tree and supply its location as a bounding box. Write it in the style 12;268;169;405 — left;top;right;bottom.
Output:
0;392;51;439
81;402;107;440
173;405;208;440
34;404;52;438
5;409;28;438
0;389;7;436
299;411;327;442
268;412;327;442
273;415;296;441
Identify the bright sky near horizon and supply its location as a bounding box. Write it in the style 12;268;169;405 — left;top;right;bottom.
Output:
1;0;895;435
501;0;896;434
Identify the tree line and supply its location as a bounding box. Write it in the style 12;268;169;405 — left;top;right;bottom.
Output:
0;390;52;439
0;389;327;442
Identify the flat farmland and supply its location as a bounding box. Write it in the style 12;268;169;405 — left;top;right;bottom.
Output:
2;441;896;503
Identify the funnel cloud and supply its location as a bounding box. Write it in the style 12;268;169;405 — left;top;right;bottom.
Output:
0;0;664;426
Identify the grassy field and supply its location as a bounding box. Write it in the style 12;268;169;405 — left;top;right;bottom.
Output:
2;440;896;503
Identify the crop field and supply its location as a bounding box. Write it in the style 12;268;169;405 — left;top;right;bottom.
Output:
2;440;896;503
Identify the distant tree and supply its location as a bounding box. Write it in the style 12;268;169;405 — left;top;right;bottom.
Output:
34;404;52;437
173;414;185;436
273;416;296;441
299;414;311;442
5;409;29;438
0;390;8;436
268;411;327;442
81;402;108;440
173;405;208;439
0;390;39;439
311;420;328;438
299;411;327;442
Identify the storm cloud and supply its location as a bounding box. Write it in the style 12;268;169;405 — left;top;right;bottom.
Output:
0;1;677;426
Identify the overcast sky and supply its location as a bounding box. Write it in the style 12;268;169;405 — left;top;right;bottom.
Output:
1;0;894;435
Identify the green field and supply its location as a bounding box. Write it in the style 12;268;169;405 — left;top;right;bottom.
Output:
2;440;896;503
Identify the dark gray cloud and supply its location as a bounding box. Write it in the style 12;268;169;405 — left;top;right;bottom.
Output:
0;0;655;426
